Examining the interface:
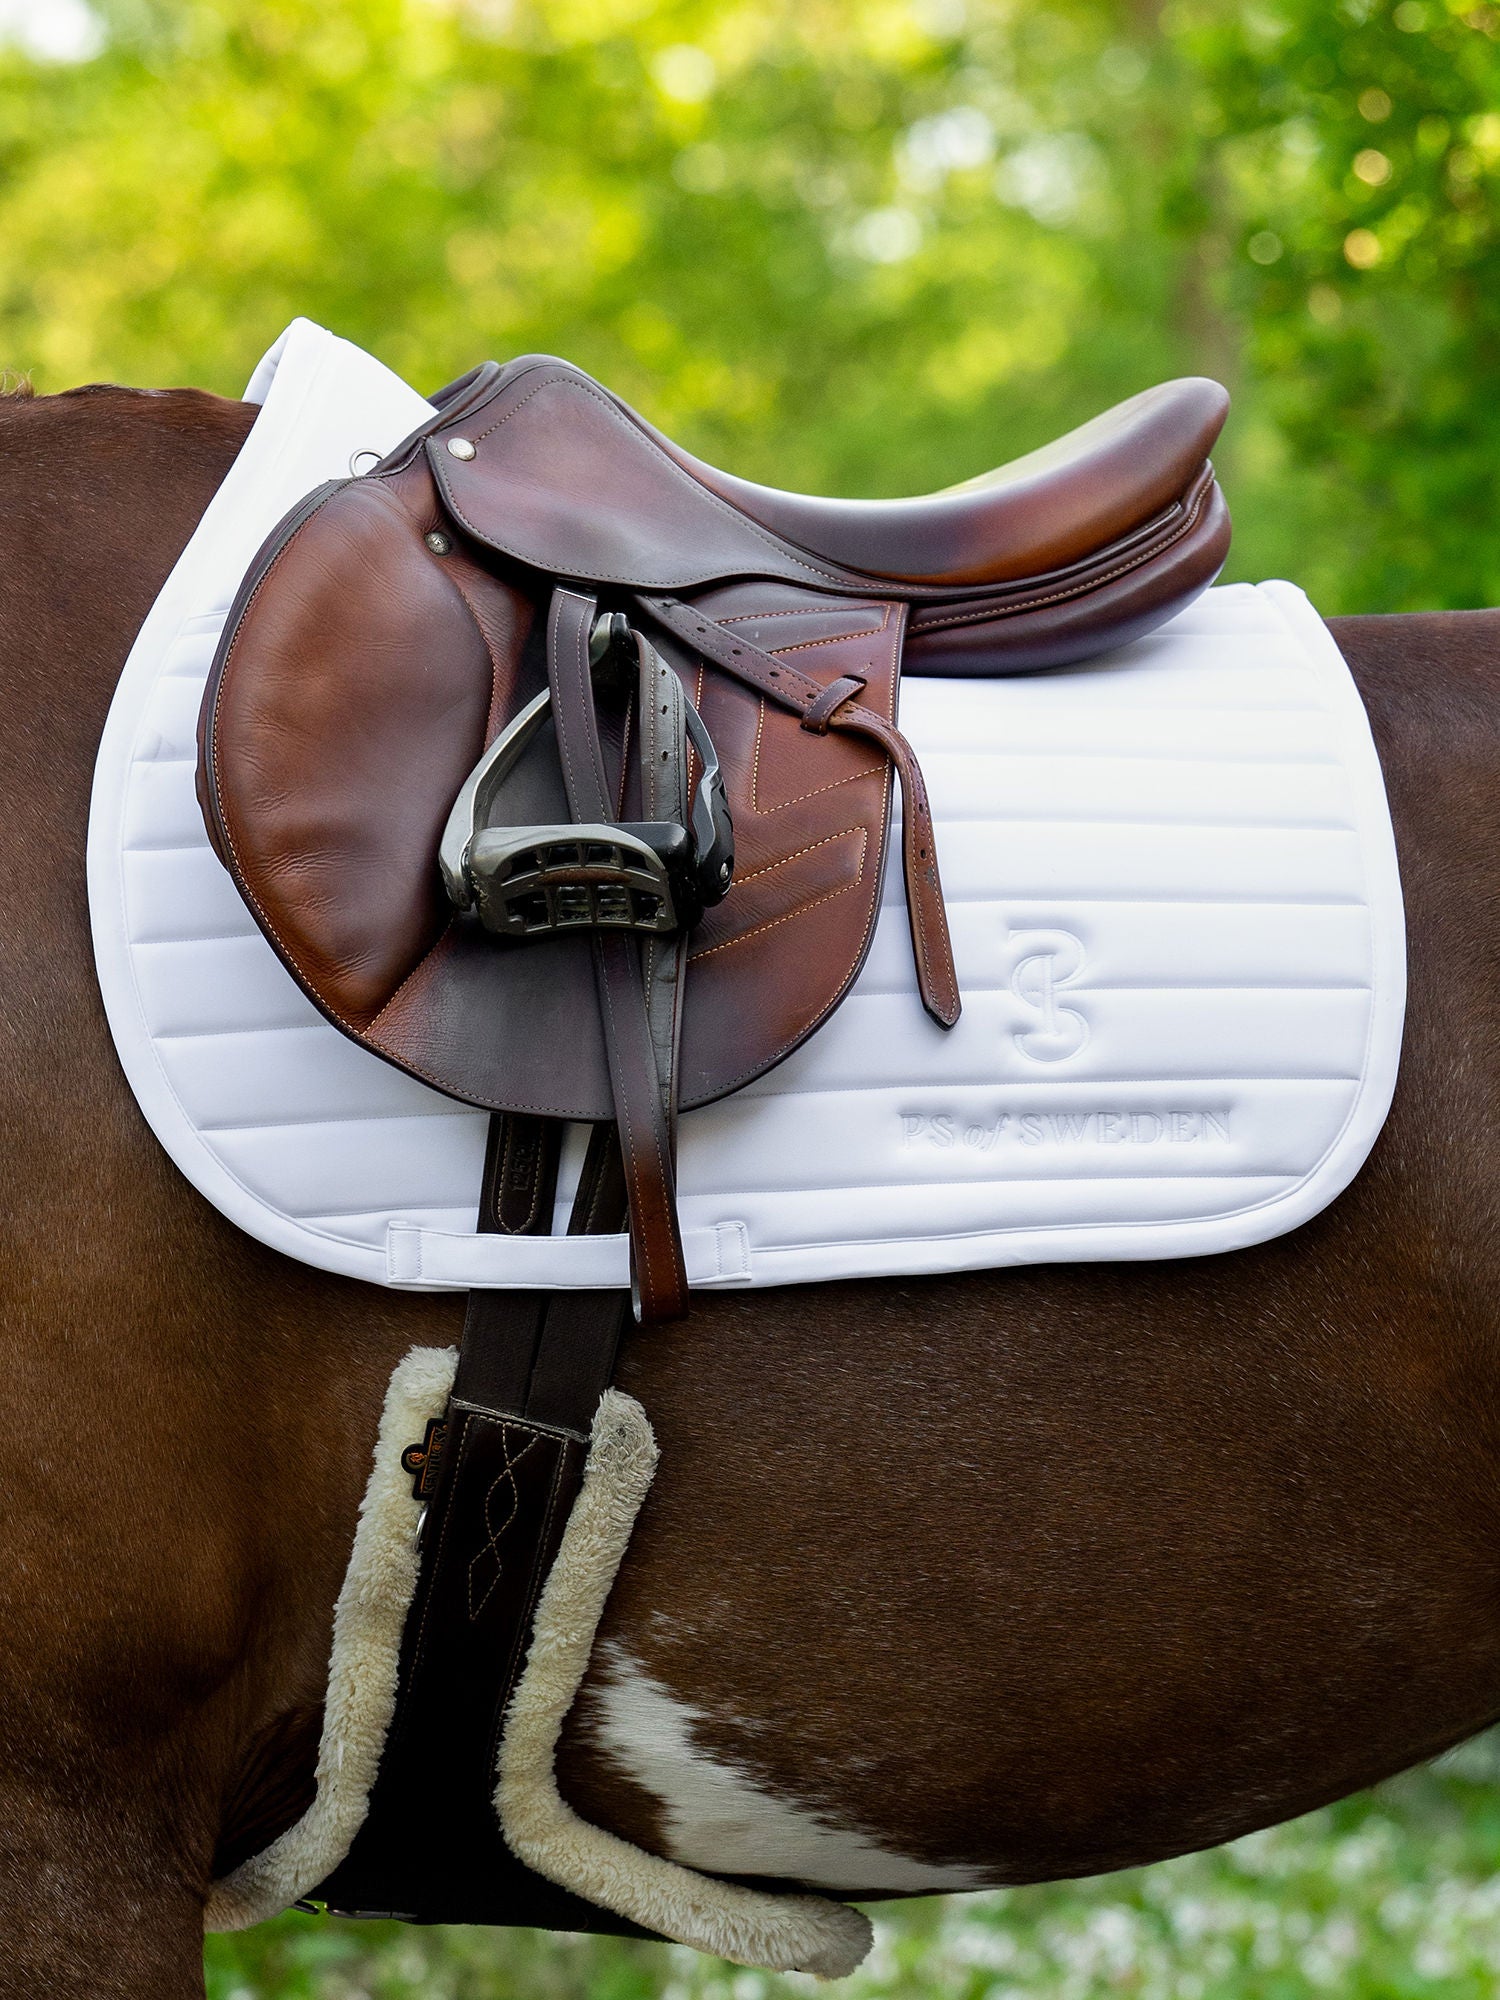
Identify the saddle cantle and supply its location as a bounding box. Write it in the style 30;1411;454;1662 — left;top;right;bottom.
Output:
199;354;1230;1318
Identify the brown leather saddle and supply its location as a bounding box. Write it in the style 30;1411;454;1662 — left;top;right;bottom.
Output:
197;357;1230;1934
199;355;1229;1321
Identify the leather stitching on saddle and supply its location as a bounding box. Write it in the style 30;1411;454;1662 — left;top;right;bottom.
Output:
647;601;916;829
725;598;897;819
715;606;889;649
747;693;882;816
728;824;871;887
708;787;888;1093
688;827;869;964
688;616;898;1098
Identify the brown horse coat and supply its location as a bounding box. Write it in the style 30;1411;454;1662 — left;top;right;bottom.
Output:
1;384;1497;1996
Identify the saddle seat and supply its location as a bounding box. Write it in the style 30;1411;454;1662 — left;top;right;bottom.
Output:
425;356;1230;675
646;376;1230;588
200;351;1232;1318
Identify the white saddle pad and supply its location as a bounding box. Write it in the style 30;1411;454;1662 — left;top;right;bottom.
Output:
89;320;1406;1295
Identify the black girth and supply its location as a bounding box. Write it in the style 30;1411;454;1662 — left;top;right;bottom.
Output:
314;1114;650;1934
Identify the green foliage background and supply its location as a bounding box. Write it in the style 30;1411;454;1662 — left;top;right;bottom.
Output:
7;0;1500;612
7;0;1500;1989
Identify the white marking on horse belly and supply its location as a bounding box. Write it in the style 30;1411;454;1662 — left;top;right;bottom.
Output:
579;1643;987;1893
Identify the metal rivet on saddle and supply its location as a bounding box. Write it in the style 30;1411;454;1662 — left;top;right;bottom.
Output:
425;530;453;555
446;436;477;460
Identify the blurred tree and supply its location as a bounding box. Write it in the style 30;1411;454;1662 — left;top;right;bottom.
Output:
1181;0;1500;607
0;0;1496;611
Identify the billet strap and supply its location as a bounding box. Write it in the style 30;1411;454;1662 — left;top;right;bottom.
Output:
481;1107;562;1237
637;591;961;1029
548;588;690;1323
460;1111;630;1435
454;1185;629;1432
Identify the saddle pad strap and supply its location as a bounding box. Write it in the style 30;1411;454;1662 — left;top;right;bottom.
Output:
548;588;690;1322
636;592;960;1028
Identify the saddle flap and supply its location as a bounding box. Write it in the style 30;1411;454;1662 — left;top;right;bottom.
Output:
199;464;899;1120
204;472;526;1031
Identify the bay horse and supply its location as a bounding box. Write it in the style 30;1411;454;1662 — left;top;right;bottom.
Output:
2;380;1496;1999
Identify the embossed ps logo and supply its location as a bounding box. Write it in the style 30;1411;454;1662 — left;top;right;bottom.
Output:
1008;928;1089;1062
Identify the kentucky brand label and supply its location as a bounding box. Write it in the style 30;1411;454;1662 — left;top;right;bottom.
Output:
900;1109;1233;1151
401;1417;449;1500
